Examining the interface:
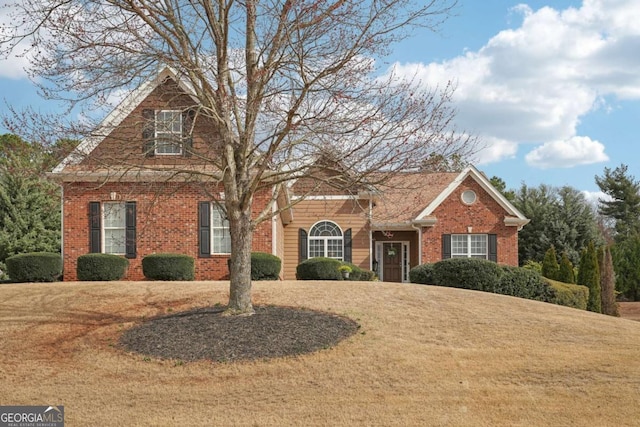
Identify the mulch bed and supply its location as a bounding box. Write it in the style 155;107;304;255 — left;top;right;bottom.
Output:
119;305;360;363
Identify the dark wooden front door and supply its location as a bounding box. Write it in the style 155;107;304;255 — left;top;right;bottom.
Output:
383;242;402;282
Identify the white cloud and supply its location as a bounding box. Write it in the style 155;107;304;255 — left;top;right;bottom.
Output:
524;136;609;169
581;190;612;206
387;0;640;169
0;4;31;79
473;137;518;165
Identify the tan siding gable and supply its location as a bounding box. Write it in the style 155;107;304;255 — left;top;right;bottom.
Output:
282;198;370;280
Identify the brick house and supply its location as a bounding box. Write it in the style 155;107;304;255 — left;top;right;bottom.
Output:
51;68;529;282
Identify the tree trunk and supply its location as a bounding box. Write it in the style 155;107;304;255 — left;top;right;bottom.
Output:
226;206;254;315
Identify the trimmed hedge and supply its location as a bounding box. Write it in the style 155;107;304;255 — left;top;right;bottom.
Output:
250;252;281;280
142;253;195;281
546;279;589;310
5;252;62;283
496;266;553;301
409;258;588;311
77;253;129;281
408;263;436;285
296;257;342;280
432;258;503;292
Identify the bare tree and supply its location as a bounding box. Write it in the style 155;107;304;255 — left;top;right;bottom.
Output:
1;0;473;314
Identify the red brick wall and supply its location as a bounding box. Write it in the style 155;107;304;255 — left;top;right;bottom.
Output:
62;181;273;281
421;177;519;266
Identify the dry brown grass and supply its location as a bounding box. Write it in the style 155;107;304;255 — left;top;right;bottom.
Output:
1;280;640;426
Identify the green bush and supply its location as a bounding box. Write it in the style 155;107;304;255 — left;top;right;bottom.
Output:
296;257;342;280
5;252;62;282
336;263;376;281
409;263;436;285
546;279;589;310
251;252;281;280
142;253;195;281
77;253;129;281
0;261;8;281
358;269;377;281
432;258;503;292
522;260;542;274
496;266;553;301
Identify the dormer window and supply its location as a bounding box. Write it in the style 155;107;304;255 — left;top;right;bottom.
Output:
155;110;183;155
142;108;194;158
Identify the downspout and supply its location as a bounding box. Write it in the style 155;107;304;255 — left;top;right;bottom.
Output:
411;221;422;267
369;199;373;270
60;184;64;279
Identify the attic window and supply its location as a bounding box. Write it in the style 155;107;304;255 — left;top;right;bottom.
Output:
461;190;477;205
155;110;182;155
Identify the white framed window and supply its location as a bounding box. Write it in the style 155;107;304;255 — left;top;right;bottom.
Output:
211;204;231;254
451;234;487;259
103;202;126;255
461;189;477;205
309;220;343;259
155;110;182;155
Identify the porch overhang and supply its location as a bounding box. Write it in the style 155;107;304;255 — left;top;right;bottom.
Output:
371;216;437;231
504;216;530;230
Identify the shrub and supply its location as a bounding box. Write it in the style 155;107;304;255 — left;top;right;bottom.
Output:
577;242;601;313
546;279;589;310
541;246;560;280
5;252;62;282
432;258;503;292
409;263;436;285
557;252;576;284
0;261;8;281
522;260;542;274
358;269;377;281
496;266;553;301
340;262;363;281
142;253;195;281
296;257;342;280
251;252;281;280
77;253;129;281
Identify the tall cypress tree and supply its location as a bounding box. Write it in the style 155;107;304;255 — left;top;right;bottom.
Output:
542;246;560;280
577;242;601;313
558;252;575;284
599;245;619;316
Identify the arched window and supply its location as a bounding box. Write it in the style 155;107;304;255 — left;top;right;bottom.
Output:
309;220;343;260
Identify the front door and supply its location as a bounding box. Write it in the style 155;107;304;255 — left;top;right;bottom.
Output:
382;242;403;282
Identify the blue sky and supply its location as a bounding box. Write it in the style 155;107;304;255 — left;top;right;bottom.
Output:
1;0;639;201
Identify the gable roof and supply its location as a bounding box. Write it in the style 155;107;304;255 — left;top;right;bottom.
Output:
371;165;529;229
52;67;196;174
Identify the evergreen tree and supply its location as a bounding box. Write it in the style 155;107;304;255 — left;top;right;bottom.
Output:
558;252;576;284
0;134;62;262
541;246;560;280
577;242;601;313
489;176;516;202
611;236;640;301
0;173;61;261
599;245;619;316
595;164;640;242
513;184;601;266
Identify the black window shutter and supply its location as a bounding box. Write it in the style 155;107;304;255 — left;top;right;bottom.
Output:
89;202;101;253
298;229;308;262
344;228;352;263
488;234;498;262
125;202;137;259
142;109;155;157
198;202;211;257
442;234;452;259
182;109;195;157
